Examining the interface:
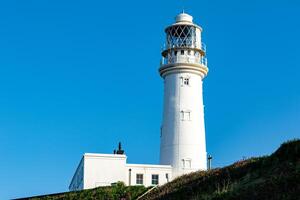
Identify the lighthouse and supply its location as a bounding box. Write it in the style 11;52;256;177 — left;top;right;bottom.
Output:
69;12;209;191
159;12;208;177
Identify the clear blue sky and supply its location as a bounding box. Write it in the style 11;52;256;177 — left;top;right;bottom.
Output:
0;0;299;199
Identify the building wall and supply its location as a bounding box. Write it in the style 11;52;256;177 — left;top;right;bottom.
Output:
69;158;84;191
83;153;127;189
125;164;172;187
69;153;173;191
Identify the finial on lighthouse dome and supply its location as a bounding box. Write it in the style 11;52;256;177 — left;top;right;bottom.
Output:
175;12;193;23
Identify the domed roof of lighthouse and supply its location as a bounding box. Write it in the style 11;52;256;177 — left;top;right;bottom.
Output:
175;12;193;23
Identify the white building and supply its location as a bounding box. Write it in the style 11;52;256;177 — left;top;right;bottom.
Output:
69;12;208;191
69;152;172;191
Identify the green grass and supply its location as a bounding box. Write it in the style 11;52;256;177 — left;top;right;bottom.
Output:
23;182;147;200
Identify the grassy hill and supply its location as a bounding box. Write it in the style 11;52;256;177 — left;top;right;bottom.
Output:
141;139;300;200
19;139;300;200
18;183;147;200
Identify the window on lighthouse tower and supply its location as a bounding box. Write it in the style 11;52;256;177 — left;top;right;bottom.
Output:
181;110;191;121
181;76;190;86
182;159;192;168
184;78;189;85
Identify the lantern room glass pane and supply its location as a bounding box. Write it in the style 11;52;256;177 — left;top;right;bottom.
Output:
166;25;197;48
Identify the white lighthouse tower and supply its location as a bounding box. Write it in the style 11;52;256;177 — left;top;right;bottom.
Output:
159;12;208;177
69;12;209;191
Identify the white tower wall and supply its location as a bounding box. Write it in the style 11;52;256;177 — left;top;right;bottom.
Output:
159;13;208;178
160;72;207;177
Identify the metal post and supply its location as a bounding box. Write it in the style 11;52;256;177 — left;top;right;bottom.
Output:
207;155;213;170
128;169;132;186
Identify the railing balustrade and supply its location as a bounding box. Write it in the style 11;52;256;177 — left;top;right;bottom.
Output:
161;55;207;66
162;42;206;53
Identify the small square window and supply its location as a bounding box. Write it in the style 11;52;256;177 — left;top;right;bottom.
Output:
188;50;191;55
181;110;191;121
184;78;189;85
152;174;159;185
181;50;185;55
136;174;143;185
174;51;178;56
181;77;190;86
182;159;192;168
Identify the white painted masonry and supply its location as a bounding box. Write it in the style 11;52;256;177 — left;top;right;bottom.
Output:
126;164;172;187
69;154;172;191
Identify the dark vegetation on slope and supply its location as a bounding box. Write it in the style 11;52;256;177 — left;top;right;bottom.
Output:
19;139;300;200
141;139;300;200
17;182;147;200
